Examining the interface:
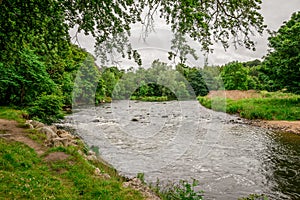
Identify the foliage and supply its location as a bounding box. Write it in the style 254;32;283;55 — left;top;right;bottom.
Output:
131;96;169;102
176;64;209;96
27;95;64;124
0;41;101;122
197;96;212;109
0;48;57;106
169;33;199;64
263;11;300;94
153;179;203;200
220;61;256;90
105;61;208;100
0;0;267;122
72;55;101;105
200;65;223;90
137;172;146;184
1;0;265;66
238;193;268;200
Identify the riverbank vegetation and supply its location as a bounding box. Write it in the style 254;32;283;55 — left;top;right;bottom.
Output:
0;107;271;200
198;91;300;120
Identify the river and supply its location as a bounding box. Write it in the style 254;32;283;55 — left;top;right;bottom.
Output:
61;100;300;199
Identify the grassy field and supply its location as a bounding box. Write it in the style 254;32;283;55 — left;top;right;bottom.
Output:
198;91;300;121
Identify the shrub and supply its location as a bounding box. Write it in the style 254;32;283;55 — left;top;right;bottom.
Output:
197;97;211;108
155;179;204;200
27;94;64;124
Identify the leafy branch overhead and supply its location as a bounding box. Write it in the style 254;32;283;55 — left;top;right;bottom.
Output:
1;0;265;64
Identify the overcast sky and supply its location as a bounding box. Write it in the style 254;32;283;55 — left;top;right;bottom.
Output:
71;0;300;68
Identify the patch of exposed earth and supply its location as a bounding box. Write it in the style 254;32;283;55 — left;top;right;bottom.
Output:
0;119;69;160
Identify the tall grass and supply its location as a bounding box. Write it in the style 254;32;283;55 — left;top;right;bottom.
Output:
198;91;300;120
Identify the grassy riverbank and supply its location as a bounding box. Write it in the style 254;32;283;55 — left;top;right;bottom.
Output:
0;139;145;199
0;107;145;199
197;90;300;121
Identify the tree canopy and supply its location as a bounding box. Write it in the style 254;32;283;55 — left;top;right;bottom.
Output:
263;11;300;94
1;0;265;63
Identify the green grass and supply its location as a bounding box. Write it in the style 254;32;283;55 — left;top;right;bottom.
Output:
0;107;27;123
0;139;144;199
26;129;47;144
0;130;8;134
130;96;169;102
198;91;300;121
238;194;268;200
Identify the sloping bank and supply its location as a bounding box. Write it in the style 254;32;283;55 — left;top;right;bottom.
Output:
198;90;300;135
0;116;159;200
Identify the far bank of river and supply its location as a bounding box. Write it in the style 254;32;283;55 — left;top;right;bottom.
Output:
202;90;300;135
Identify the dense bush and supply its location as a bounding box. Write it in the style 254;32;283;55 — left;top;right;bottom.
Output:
153;179;204;200
27;95;64;124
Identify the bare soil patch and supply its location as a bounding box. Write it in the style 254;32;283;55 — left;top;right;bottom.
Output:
250;120;300;135
0;119;46;155
44;152;70;162
208;90;261;100
0;119;73;160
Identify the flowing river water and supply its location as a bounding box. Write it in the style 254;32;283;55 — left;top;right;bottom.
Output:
61;100;300;199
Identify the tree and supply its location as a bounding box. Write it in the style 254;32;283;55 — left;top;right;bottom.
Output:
1;0;265;64
169;32;198;64
200;65;223;90
176;64;209;96
72;55;101;105
0;48;57;106
220;61;255;90
263;11;300;94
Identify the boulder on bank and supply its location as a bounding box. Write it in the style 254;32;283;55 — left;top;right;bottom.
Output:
30;120;44;129
37;126;58;140
27;120;78;148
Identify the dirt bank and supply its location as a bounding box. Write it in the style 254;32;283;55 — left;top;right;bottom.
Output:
248;120;300;135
